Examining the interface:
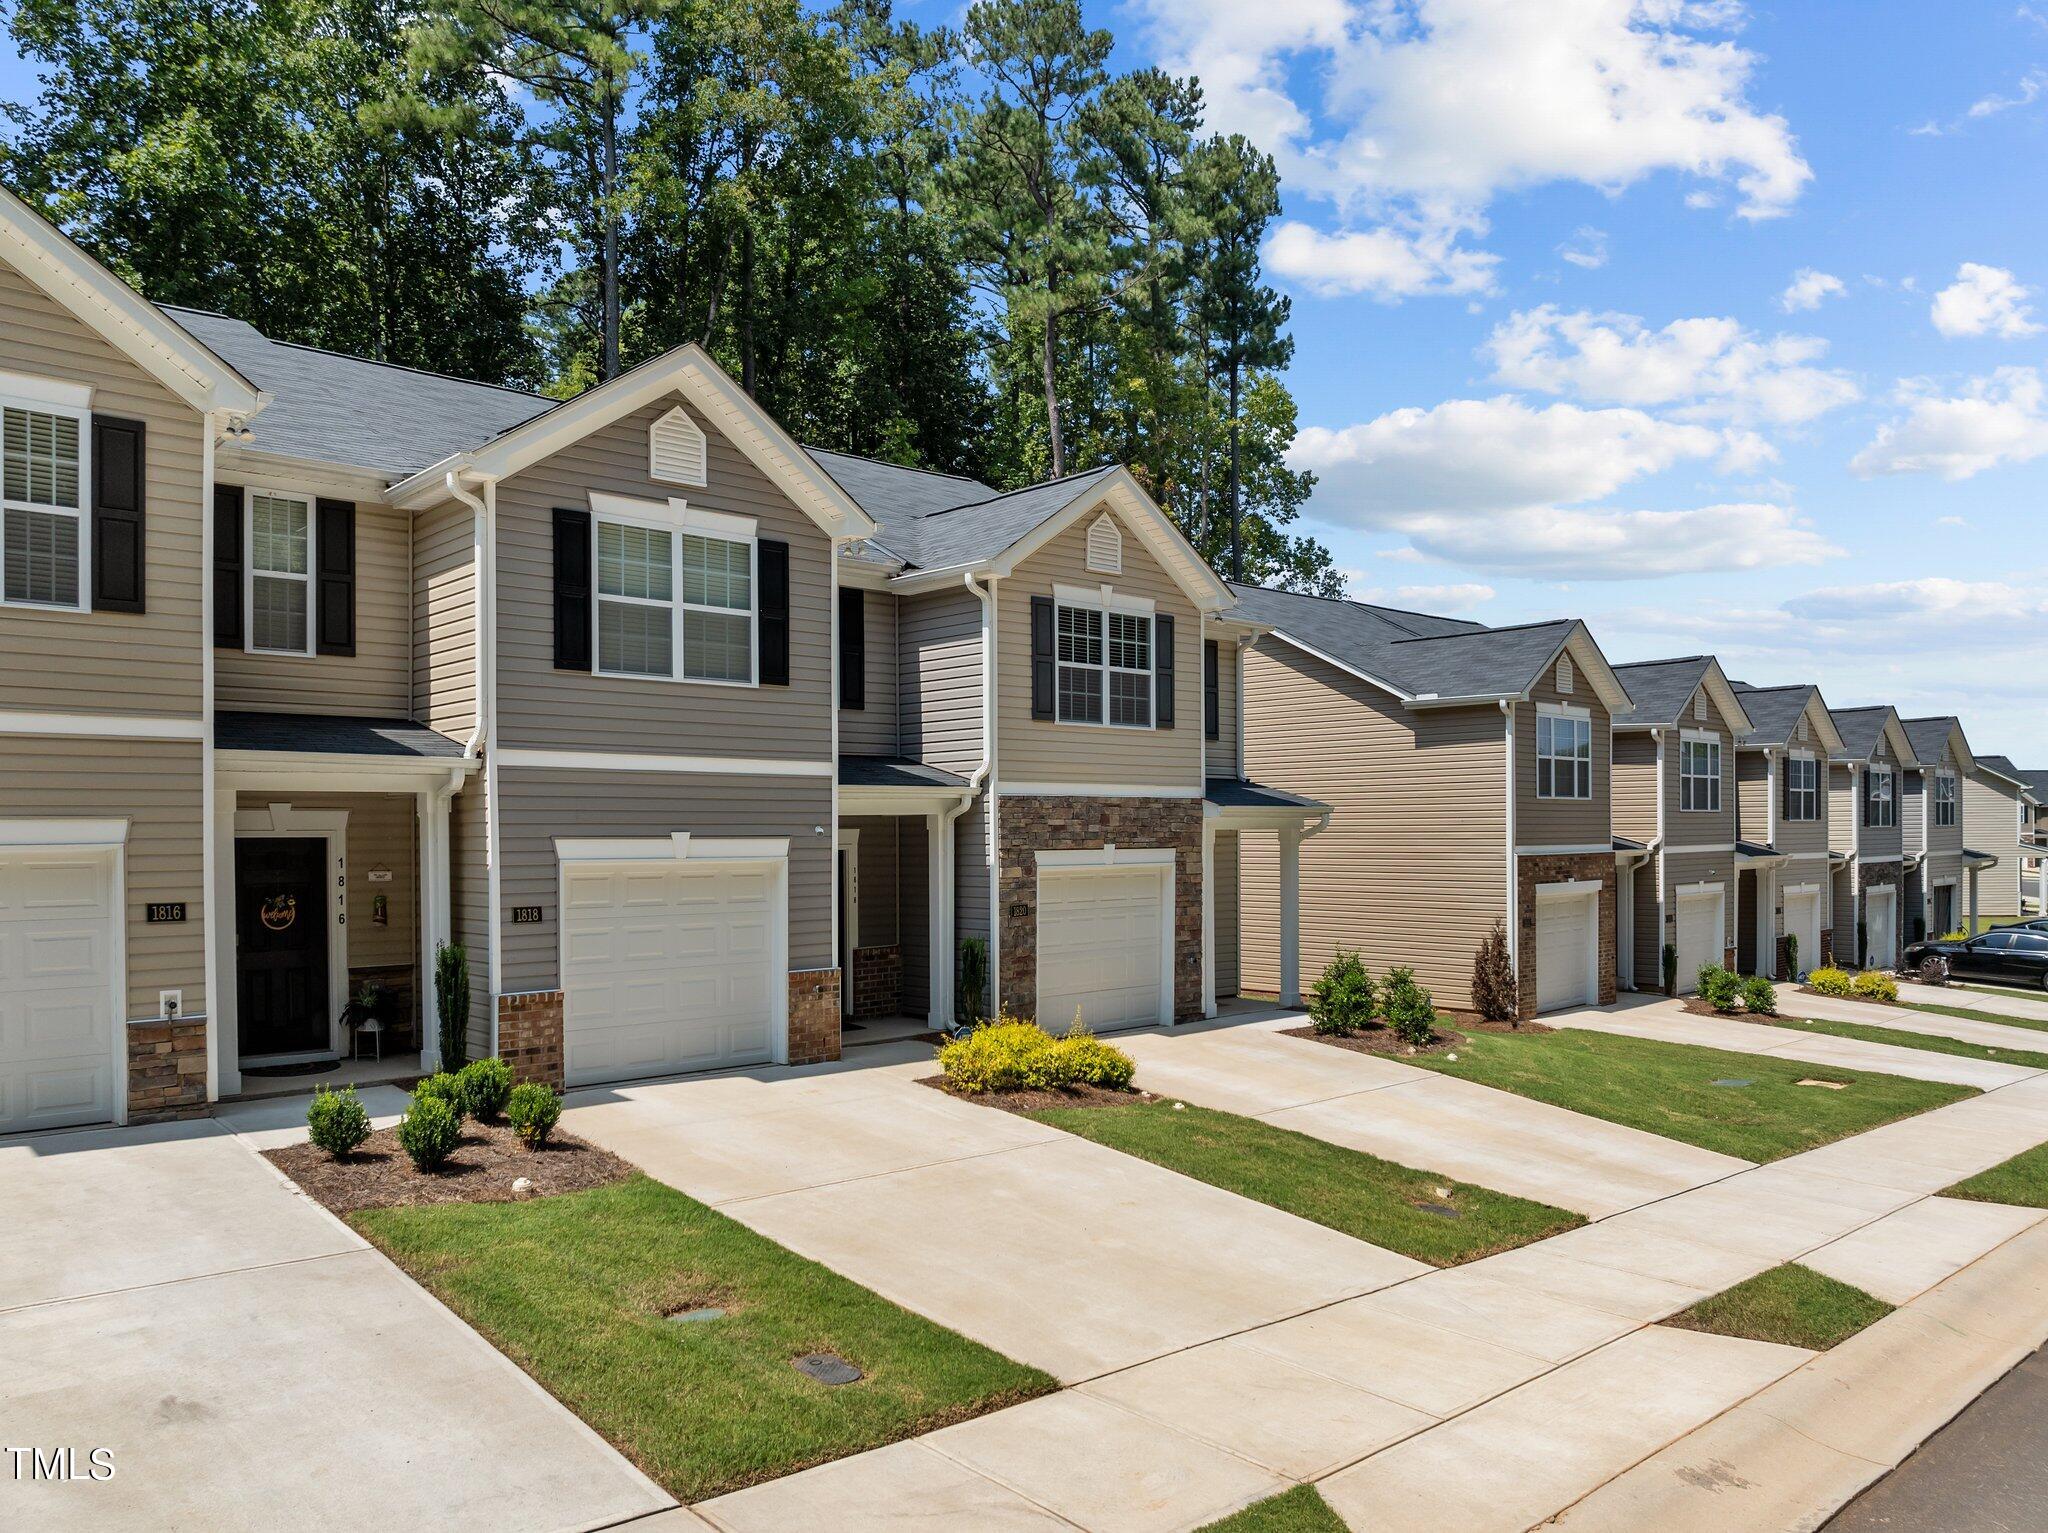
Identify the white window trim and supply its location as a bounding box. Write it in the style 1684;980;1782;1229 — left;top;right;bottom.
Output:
244;488;315;656
1867;765;1896;829
1535;703;1593;801
1935;769;1959;828
1679;729;1722;813
1051;584;1157;731
590;495;759;689
1;388;92;615
1786;750;1820;822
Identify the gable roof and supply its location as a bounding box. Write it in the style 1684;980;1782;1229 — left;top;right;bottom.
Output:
1226;582;1631;711
1902;715;1974;774
1729;681;1845;754
1611;655;1754;736
1830;705;1920;767
1975;754;2041;800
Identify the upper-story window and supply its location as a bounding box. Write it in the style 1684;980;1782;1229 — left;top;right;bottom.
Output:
2;400;88;611
1784;753;1820;821
593;497;755;685
1935;770;1958;827
1056;592;1151;728
1680;732;1721;812
1536;706;1591;799
247;490;313;654
1865;766;1895;828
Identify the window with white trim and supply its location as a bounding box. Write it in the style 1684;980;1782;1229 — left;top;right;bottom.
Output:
1536;710;1591;799
1865;766;1895;828
1785;753;1819;821
2;402;87;610
1056;595;1152;728
1935;769;1958;827
594;505;755;684
247;490;313;654
1680;734;1721;812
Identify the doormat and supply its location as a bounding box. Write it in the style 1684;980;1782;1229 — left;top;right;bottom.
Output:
241;1060;342;1079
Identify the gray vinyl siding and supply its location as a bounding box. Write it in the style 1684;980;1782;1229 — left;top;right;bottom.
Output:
1239;638;1506;1010
494;766;834;993
449;775;491;1059
493;395;832;760
843;815;899;947
1964;771;2025;915
1214;829;1240;997
1665;685;1735;852
1777;733;1831;859
1207;631;1242;779
898;586;984;776
839;588;899;756
899;818;929;1016
957;790;991;947
1665;846;1738;951
0;735;205;1016
412;501;478;739
1516;658;1610;848
0;261;205;719
997;505;1202;789
1860;736;1905;861
1630;863;1659;985
1611;732;1659;844
216;499;411;715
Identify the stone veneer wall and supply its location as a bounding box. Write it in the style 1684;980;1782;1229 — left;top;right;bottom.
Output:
1856;861;1902;967
127;1019;208;1123
996;796;1204;1024
788;968;841;1064
1515;852;1619;1018
497;990;564;1088
850;945;901;1020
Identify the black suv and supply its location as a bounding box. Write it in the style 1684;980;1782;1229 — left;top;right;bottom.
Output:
1902;928;2048;988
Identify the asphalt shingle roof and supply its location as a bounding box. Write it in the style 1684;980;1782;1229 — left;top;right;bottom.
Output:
836;756;969;790
1204;778;1326;811
1611;656;1715;727
1730;682;1818;746
1830;706;1901;762
806;449;1122;570
1902;715;1962;766
1978;755;2046;800
216;712;465;758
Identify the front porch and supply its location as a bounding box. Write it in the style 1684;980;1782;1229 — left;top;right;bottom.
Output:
1203;778;1329;1014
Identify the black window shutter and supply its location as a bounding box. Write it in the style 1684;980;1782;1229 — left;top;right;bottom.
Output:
1155;613;1175;728
90;415;146;612
552;507;592;671
1030;595;1055;719
839;586;865;709
314;498;356;656
213;483;243;648
759;538;789;685
1203;639;1220;740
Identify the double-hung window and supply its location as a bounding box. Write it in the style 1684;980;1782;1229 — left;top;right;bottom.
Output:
1680;733;1721;812
1055;591;1153;728
247;490;313;654
2;397;89;611
1536;708;1591;799
1865;767;1895;828
1934;770;1958;828
1785;753;1819;821
593;497;755;684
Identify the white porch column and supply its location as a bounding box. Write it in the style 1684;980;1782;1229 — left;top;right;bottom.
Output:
2037;853;2046;917
1279;825;1302;1008
1969;867;1980;936
417;785;453;1073
927;809;949;1028
210;777;240;1100
1200;822;1217;1019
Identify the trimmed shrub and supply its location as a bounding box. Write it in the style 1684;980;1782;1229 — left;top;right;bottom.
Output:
1808;966;1854;997
306;1085;370;1159
1049;1033;1137;1090
396;1093;461;1171
957;937;990;1028
1697;964;1743;1015
1472;919;1518;1022
1309;950;1378;1036
936;1017;1137;1094
506;1081;563;1148
435;940;470;1073
412;1071;466;1121
1661;943;1678;997
1382;966;1439;1046
457;1057;514;1121
1783;932;1799;980
1740;974;1779;1016
1935;929;1968;943
1852;970;1900;1003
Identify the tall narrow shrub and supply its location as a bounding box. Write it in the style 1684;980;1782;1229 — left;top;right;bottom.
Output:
1471;919;1517;1022
1782;932;1799;981
958;937;990;1027
436;941;470;1072
1308;951;1376;1035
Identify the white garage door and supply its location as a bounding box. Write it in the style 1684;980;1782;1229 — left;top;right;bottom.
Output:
1784;889;1822;977
1535;891;1597;1012
560;860;779;1087
1675;890;1725;995
0;853;117;1135
1865;889;1896;971
1037;867;1167;1033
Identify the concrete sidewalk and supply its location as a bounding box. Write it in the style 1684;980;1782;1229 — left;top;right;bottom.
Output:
1898;976;2048;1024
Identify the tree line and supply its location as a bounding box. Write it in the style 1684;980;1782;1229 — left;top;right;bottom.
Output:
2;0;1338;591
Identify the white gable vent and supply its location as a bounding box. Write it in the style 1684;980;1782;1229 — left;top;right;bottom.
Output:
1085;512;1122;575
650;405;707;487
1693;691;1707;722
1556;654;1574;694
1797;716;1809;741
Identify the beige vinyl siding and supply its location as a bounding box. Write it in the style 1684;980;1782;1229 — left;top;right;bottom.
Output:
1516;661;1610;847
1829;762;1858;857
1611;732;1659;844
493;395;832;760
1665;846;1738;951
0;735;204;1015
0;261;205;717
494;766;834;993
899;818;929;1015
839;588;899;757
997;505;1202;788
843;815;899;947
449;775;491;1058
1860;736;1905;861
1736;751;1769;843
957;791;991;962
1239;639;1506;1010
1207;631;1242;779
1214;829;1240;996
1778;733;1831;859
1666;685;1735;852
216;499;411;715
412;502;478;738
1964;771;2025;915
898;587;984;776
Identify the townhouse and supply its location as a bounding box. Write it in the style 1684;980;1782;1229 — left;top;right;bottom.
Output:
1826;705;1917;970
1729;681;1845;980
1899;716;1998;941
1967;754;2042;922
1226;584;1634;1018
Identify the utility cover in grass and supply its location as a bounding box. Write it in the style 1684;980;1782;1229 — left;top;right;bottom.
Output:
1943;1142;2048;1208
1664;1262;1892;1351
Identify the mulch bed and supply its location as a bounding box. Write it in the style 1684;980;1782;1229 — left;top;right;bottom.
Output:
1681;998;1756;1019
1283;1013;1552;1059
916;1074;1159;1116
266;1118;633;1217
1795;985;1899;1006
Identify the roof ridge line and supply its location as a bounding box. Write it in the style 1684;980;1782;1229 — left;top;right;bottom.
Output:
1390;616;1572;644
162;304;552;402
805;445;990;487
917;463;1120;519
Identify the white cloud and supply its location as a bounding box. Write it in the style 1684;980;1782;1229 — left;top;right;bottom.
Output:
1263;219;1499;299
1852;367;2048;480
1936;514;1968;527
1967;68;2047;121
1779;268;1846;312
1483;306;1861;426
1396;582;1496;610
1558;227;1609;269
1930;263;2041;339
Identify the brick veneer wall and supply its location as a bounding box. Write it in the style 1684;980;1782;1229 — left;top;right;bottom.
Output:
997;796;1204;1024
127;1019;208;1123
1515;852;1619;1019
498;990;564;1089
850;945;900;1020
788;968;841;1064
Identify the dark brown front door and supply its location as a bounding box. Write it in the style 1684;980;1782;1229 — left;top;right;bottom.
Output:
237;837;330;1056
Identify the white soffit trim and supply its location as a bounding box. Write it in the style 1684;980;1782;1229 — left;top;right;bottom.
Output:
1545;625;1633;715
588;491;755;541
1697;657;1754;739
1000;781;1203;799
991;470;1232;612
0;368;91;411
1052;581;1155;617
0;710;203;741
499;747;833;778
1037;845;1176;870
216;446;391;504
1536;701;1590;720
555;833;789;864
1535;878;1603;899
0;817;130;849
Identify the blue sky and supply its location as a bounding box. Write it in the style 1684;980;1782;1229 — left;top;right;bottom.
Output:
5;2;2045;758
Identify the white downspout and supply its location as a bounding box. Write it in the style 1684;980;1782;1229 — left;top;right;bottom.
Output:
942;570;996;1026
443;470;495;1054
1502;699;1517;981
1653;727;1667;987
201;415;220;1106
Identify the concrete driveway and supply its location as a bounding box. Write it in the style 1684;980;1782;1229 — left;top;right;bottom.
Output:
0;1117;672;1533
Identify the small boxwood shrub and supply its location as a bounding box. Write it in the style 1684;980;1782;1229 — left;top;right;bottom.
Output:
1382;965;1438;1046
1050;1033;1137;1090
1852;970;1900;1003
506;1081;563;1148
1808;966;1854;996
396;1093;461;1171
1697;964;1743;1015
1309;950;1377;1036
305;1084;370;1158
457;1057;514;1120
936;1017;1137;1094
411;1070;466;1122
1740;974;1779;1016
1783;932;1799;979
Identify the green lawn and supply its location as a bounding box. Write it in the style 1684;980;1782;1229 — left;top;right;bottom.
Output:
1199;1485;1348;1533
1763;1015;2048;1071
1400;1029;1976;1162
1904;999;2048;1034
1942;1143;2048;1208
1665;1263;1892;1351
351;1175;1054;1500
1026;1100;1583;1265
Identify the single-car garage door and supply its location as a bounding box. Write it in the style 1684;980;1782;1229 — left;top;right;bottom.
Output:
0;852;117;1135
1535;889;1598;1012
1675;888;1725;995
560;860;779;1087
1037;866;1167;1033
1784;888;1822;977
